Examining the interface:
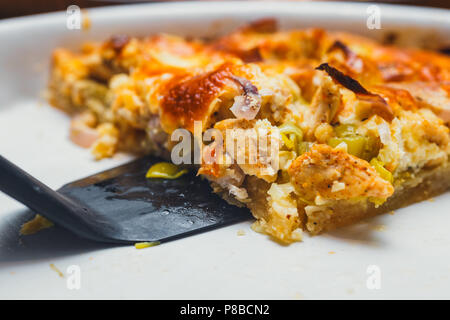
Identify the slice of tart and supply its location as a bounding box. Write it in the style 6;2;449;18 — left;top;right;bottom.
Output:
47;19;450;243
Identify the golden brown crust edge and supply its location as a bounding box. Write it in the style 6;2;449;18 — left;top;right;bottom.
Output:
305;162;450;235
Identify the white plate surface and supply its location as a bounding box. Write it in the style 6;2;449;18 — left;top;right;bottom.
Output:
0;1;449;299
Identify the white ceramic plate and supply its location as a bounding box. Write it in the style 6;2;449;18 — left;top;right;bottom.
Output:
0;1;449;299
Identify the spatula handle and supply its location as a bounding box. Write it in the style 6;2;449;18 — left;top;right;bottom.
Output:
0;155;131;243
0;155;99;235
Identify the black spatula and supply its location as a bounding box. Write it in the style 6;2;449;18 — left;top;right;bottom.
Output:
0;155;252;244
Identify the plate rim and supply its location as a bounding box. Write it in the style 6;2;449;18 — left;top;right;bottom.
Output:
0;1;449;31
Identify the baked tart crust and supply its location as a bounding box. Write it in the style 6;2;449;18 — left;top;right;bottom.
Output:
47;20;450;243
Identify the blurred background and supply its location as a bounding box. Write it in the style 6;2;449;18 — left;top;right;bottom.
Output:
1;0;449;20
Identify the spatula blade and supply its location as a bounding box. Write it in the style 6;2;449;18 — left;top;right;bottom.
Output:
57;156;252;244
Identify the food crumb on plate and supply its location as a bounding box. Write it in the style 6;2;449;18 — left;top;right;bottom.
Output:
81;9;91;30
328;251;336;254
372;224;386;232
134;241;160;249
294;292;304;300
49;264;64;278
237;229;246;236
20;214;53;235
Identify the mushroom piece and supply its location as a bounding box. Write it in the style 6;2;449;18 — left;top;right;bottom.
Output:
229;76;262;120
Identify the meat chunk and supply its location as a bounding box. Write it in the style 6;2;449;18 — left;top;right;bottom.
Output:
288;144;394;202
199;118;281;183
316;63;394;122
303;73;341;138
